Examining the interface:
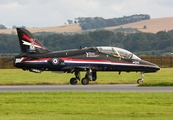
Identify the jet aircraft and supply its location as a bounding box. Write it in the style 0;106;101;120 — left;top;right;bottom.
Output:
13;28;160;85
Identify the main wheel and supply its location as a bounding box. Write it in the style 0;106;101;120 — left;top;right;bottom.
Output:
70;78;77;85
137;79;143;84
81;78;89;85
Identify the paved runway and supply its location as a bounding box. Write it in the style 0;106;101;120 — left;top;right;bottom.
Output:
0;84;173;92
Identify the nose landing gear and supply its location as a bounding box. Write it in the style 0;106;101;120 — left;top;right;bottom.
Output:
137;72;144;84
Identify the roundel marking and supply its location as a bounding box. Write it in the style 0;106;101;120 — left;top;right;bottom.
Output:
52;58;59;65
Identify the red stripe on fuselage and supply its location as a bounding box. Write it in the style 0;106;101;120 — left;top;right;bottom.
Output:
24;58;50;62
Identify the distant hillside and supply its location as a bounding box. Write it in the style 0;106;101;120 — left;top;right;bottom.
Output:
105;17;173;33
0;17;173;34
76;14;150;30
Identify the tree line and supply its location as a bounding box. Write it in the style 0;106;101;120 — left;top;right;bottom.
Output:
0;29;173;56
74;14;150;30
0;24;26;29
1;14;150;30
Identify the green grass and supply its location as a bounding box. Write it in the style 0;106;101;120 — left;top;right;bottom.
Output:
0;92;173;120
0;69;173;119
0;68;173;85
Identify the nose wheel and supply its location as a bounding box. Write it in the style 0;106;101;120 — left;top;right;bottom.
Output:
137;72;144;84
137;78;143;84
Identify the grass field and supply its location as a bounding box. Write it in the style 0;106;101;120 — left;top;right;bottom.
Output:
0;69;173;120
0;92;173;120
0;68;173;85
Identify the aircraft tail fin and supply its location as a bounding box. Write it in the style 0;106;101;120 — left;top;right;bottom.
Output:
16;28;49;54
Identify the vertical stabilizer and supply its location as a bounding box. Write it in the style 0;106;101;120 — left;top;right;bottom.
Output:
16;28;49;54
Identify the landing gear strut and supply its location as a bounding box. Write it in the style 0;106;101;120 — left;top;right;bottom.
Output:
137;72;144;84
69;69;97;85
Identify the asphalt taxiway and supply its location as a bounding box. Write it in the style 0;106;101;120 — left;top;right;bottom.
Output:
0;84;173;92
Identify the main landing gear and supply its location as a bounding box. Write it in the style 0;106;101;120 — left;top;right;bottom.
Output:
69;69;97;85
70;71;80;85
137;72;144;84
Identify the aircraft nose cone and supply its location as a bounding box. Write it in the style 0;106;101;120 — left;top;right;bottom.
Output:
140;60;160;72
153;64;160;71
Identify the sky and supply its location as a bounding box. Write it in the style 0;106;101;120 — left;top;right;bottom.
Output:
1;0;173;28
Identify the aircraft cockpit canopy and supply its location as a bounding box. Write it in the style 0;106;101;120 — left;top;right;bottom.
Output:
97;46;141;60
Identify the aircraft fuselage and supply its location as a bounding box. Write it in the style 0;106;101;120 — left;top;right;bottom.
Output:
14;47;160;73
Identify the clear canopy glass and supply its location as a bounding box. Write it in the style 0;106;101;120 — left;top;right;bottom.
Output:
96;46;141;60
